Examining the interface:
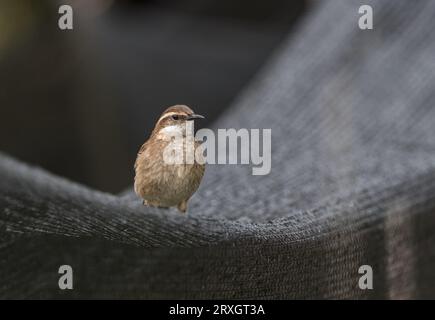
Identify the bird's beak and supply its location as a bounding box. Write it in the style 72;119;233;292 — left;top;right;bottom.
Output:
186;113;205;120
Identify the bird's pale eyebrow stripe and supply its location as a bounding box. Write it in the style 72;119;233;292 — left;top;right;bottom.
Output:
157;112;184;123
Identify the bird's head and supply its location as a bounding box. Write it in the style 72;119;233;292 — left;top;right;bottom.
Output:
153;105;205;138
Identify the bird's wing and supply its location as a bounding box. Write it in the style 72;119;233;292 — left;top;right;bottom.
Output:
134;142;148;170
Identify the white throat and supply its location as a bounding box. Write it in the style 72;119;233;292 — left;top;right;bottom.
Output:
158;124;186;139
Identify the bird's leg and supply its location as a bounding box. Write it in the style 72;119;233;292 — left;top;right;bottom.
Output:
177;200;188;213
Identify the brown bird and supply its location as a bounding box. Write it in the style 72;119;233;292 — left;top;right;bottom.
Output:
134;105;205;213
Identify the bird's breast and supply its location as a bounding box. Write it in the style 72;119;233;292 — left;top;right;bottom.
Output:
134;138;205;206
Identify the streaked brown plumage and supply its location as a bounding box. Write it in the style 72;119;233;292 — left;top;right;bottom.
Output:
134;105;205;213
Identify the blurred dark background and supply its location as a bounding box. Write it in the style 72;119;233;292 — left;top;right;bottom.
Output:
0;0;309;193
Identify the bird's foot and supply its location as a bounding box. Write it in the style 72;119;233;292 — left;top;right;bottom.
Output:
177;200;188;214
142;200;170;210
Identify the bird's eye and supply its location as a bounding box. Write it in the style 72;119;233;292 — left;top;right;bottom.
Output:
171;115;180;120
